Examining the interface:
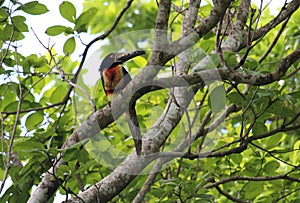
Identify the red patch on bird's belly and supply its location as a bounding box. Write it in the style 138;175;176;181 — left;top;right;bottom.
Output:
103;65;123;82
103;65;124;97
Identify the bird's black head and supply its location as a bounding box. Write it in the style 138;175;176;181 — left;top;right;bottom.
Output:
99;50;145;71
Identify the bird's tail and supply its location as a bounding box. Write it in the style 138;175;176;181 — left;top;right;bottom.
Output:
125;100;142;155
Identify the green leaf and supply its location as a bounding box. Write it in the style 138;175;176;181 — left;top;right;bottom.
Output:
50;85;68;103
31;77;46;94
56;165;71;177
17;1;49;15
3;57;16;67
244;182;264;199
132;56;147;69
72;161;96;175
0;9;9;22
196;194;215;201
208;85;226;113
86;139;111;153
2;24;13;41
14;140;44;152
230;154;242;165
266;133;284;149
151;188;165;198
46;136;54;150
21;54;47;69
279;94;297;104
252;121;268;136
75;7;98;33
11;16;28;32
0;88;16;111
227;92;246;106
25;111;44;131
263;160;280;172
244;58;259;70
45;25;67;36
60;142;84;162
253;96;270;113
288;90;300;100
224;51;238;67
291;140;300;165
62;147;80;161
267;101;296;117
21;86;35;102
59;1;76;23
244;158;263;176
4;100;42;112
63;37;76;55
65;27;74;34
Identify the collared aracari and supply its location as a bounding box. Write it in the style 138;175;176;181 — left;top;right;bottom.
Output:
99;50;145;155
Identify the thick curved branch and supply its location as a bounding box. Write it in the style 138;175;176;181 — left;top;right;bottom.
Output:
132;0;172;86
129;48;300;92
221;0;250;51
164;0;233;58
153;0;171;51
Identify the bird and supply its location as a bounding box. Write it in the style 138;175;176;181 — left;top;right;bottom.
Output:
99;50;146;155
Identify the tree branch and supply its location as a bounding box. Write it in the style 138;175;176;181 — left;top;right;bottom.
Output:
241;0;299;50
258;15;291;63
215;185;247;203
165;0;233;59
0;46;23;194
205;169;300;189
221;0;250;51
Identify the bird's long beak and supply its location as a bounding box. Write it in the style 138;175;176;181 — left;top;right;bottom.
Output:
115;50;146;63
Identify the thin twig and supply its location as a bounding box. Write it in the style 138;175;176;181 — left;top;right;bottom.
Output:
0;46;23;194
287;66;300;77
132;160;163;203
67;79;96;112
205;169;300;189
250;142;296;167
215;185;247;203
259;16;291;63
215;19;228;68
273;187;300;203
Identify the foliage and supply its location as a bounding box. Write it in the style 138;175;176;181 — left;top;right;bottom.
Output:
0;0;300;202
